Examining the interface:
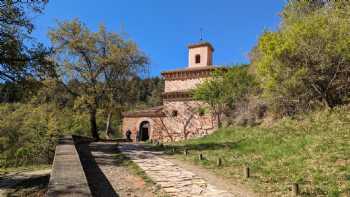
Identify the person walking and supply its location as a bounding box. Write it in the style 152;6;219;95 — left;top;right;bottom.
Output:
126;129;132;141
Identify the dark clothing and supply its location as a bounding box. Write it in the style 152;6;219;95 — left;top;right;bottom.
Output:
126;130;132;141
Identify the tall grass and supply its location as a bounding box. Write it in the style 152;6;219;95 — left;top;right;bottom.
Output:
167;106;350;196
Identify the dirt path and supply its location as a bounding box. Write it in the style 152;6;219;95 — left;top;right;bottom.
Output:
0;169;50;197
76;142;163;197
119;143;241;197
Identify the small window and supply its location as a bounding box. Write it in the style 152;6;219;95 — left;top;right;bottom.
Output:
195;54;201;64
171;110;178;117
198;107;206;116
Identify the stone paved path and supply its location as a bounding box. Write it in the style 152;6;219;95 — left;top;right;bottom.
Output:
119;143;235;197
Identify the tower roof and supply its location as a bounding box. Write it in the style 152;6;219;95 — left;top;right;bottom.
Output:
188;42;214;52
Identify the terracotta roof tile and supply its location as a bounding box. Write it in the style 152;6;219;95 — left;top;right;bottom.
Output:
161;66;218;75
122;106;165;117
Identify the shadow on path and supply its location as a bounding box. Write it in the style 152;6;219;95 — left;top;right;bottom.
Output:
75;142;119;197
0;175;49;190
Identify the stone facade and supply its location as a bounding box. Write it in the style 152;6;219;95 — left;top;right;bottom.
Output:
122;42;220;142
121;102;217;142
158;101;217;141
164;77;210;92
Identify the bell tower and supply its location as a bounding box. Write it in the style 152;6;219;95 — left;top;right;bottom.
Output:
188;42;214;68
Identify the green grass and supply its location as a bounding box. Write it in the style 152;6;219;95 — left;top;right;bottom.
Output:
149;107;350;196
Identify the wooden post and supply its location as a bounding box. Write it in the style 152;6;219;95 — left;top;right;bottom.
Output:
244;166;250;178
199;153;203;160
292;183;299;196
184;149;188;156
172;148;175;153
217;158;222;166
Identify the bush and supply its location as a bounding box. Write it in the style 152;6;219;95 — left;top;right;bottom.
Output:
251;1;350;115
0;103;91;167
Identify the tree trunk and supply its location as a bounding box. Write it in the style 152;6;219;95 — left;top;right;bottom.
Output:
105;111;112;139
90;108;99;140
217;112;222;128
323;98;331;109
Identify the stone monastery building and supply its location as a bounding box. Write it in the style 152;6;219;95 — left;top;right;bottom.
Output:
122;42;220;142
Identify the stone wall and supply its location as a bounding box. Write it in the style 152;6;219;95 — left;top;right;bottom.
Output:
164;77;209;92
46;136;92;197
122;117;143;141
122;117;164;142
156;100;217;142
122;100;218;143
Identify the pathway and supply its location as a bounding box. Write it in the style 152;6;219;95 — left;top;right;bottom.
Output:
119;143;235;197
0;169;50;197
76;142;157;197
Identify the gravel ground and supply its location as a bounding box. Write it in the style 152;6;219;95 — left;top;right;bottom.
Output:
0;169;50;197
76;142;162;197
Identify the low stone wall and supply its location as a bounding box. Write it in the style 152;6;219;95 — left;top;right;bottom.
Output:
46;136;92;197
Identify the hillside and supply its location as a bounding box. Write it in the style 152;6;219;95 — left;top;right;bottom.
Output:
161;107;350;196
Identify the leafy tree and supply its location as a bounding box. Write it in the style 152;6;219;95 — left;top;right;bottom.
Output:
251;1;350;115
1;79;43;103
49;19;148;140
147;77;164;106
282;0;328;25
194;71;225;127
0;0;54;83
98;25;148;137
136;76;164;106
31;79;75;108
193;66;256;127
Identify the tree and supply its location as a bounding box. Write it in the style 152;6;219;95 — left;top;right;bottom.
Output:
282;0;328;25
0;0;54;83
251;1;350;115
147;77;164;106
193;66;255;127
49;19;148;140
97;25;148;137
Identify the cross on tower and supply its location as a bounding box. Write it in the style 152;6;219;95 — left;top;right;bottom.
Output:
200;28;204;41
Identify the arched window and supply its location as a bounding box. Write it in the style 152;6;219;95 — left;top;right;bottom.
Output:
195;54;201;64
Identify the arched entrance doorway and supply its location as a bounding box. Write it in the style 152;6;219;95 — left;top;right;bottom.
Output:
138;121;150;141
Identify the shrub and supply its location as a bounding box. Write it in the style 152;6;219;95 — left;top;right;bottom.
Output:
0;103;91;167
251;1;350;115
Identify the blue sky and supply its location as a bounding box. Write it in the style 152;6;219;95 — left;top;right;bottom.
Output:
32;0;286;76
